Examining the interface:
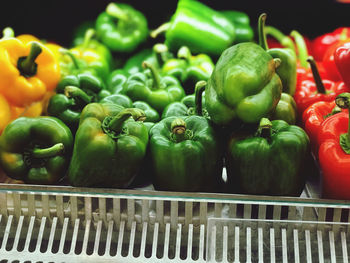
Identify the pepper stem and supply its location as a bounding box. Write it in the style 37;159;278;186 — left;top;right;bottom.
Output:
307;56;326;94
17;42;42;77
194;81;206;116
258;13;269;51
82;28;95;50
108;108;146;134
150;22;170;38
60;49;80;70
64;86;92;105
177;46;192;61
31;143;65;159
171;118;187;143
2;27;14;38
106;3;128;20
142;61;161;90
256;118;273;139
335;93;350;154
265;26;296;52
290;30;309;68
153;43;169;67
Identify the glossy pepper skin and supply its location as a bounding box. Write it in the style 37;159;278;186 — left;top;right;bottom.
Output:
270;93;297;125
151;0;235;57
161;46;214;94
334;42;350;88
226;118;309;196
125;62;185;113
318;93;350;200
258;14;297;96
0;39;60;107
220;10;254;43
47;73;105;133
68;104;148;188
149;116;223;192
0;117;73;184
205;42;282;125
0;94;11;134
96;2;148;53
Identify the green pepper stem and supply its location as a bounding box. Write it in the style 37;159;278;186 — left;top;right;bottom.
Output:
258;13;269;50
108;108;146;134
17;42;42;77
64;86;92;105
2;27;14;38
171;118;187;142
142;61;161;90
82;28;95;50
194;81;206;116
335;93;350;153
60;49;80;70
106;3;128;20
307;56;326;94
177;46;192;61
31;143;65;159
265;26;295;52
256;118;273;139
290;30;308;68
150;22;170;38
153;43;169;67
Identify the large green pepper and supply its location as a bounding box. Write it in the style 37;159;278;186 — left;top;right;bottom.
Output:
151;0;235;57
258;13;297;96
125;62;185;113
161;46;214;93
205;42;282;126
220;10;254;43
68;104;148;188
226;118;309;196
47;73;105;132
96;2;148;53
149;116;223;192
0;117;73;184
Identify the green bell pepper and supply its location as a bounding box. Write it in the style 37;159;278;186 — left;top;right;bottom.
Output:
0;117;73;184
205;42;282;126
133;101;160;123
220;10;254;43
47;73;105;133
226;118;309;196
100;94;133;108
96;2;148;53
149;116;223;192
270;93;297;125
68;104;148;188
125;61;185;113
162;46;214;93
151;0;235;57
258;13;297;96
106;69;129;95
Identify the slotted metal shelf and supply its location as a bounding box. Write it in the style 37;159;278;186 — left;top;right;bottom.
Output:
0;182;349;262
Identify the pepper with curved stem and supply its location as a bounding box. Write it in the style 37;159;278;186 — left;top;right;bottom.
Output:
64;86;92;105
142;61;161;90
307;56;326;94
17;42;42;77
265;26;295;51
335;93;350;150
2;27;14;38
290;30;309;68
30;143;65;159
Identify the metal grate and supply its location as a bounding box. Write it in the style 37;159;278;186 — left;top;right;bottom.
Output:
0;184;349;262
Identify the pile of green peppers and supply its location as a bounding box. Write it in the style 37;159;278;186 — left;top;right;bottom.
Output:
0;1;311;197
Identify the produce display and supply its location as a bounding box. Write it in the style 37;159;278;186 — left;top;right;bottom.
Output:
0;0;350;200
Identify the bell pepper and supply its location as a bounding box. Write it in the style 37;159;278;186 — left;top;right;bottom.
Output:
258;14;297;96
334;42;350;88
318;92;350;199
162;80;206;118
106;69;129;95
302;100;342;155
294;57;349;115
68;104;148;188
95;2;149;53
0;38;60;107
220;10;254;43
161;46;214;94
0;116;73;184
71;20;95;46
226;117;309;196
132;101;160;123
270;93;298;125
100;94;133;108
0;94;11;134
47;73;105;132
125;61;185;113
151;0;235;57
205;42;282;126
149;115;223;192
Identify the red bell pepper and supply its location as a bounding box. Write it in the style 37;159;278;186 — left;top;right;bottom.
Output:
294;57;348;115
312;27;350;61
302;100;342;155
318;93;350;200
334;42;350;88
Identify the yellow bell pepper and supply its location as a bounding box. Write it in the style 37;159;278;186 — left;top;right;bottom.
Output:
0;38;60;107
0;94;11;134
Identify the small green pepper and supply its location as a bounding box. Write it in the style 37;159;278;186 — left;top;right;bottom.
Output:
0;117;73;184
270;93;297;125
100;94;133;108
96;2;149;53
220;10;254;43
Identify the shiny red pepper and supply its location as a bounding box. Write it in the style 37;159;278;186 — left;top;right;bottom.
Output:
334;42;350;88
294;57;349;116
318;93;350;200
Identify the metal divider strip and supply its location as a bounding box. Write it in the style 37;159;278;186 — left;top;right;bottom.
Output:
341;231;348;262
329;231;336;263
305;229;312;262
140;221;148;258
81;219;91;255
175;223;182;259
199;224;205;260
12;215;23;250
58;217;69;253
116;220;125;256
69;218;80;254
24;216;35;251
187;224;193;260
47;217;57;252
164;223;170;259
105;220;114;256
152;222;159;258
93;220;103;255
128;221;137;257
35;216;46;252
317;230;324;263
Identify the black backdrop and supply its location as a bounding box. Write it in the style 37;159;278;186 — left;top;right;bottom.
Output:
0;0;349;47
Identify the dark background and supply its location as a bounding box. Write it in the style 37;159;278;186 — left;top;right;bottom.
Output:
1;0;350;47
